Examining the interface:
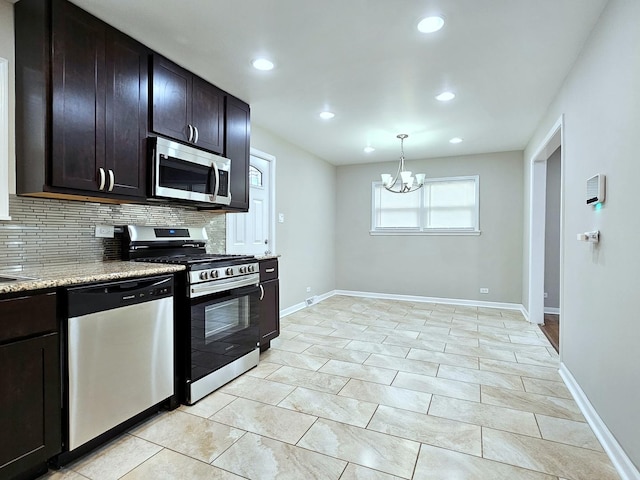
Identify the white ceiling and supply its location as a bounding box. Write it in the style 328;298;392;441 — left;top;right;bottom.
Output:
70;0;607;166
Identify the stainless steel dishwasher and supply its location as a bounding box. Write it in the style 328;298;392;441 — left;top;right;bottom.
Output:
66;275;174;452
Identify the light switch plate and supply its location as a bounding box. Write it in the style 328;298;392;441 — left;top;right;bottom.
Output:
95;225;114;238
278;213;285;223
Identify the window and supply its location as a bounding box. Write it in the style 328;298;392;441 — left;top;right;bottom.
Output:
371;175;479;235
0;57;9;220
249;165;263;187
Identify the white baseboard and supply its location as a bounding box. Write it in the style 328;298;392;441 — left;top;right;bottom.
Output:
280;290;337;317
520;306;530;322
559;363;640;480
544;307;560;314
333;289;523;312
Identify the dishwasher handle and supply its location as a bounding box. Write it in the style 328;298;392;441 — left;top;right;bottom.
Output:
68;275;174;318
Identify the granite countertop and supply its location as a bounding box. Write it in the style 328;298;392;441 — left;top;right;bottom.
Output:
255;255;281;261
0;261;186;295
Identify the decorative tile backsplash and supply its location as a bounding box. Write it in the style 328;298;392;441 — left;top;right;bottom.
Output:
0;194;226;272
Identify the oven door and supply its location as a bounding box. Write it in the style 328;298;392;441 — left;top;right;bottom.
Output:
187;284;260;403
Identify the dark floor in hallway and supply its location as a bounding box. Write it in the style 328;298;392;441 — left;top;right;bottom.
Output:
539;313;559;353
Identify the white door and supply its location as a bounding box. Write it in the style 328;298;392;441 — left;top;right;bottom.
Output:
226;153;274;255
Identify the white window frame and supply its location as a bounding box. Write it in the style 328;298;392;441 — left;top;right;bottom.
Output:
0;57;10;221
370;175;480;236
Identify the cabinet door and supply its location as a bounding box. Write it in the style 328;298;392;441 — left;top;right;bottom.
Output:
0;333;61;479
259;279;280;350
191;77;225;154
151;56;191;143
51;0;106;192
225;96;251;211
104;28;148;197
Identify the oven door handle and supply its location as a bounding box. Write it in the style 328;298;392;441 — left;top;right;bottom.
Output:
189;275;259;298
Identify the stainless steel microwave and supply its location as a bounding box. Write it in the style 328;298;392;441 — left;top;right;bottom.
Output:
150;136;232;206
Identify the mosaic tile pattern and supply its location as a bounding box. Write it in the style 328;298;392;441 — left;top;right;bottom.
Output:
40;296;619;480
0;194;225;271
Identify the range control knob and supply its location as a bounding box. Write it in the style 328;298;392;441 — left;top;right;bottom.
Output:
199;271;209;280
226;267;234;275
239;266;247;274
248;265;255;273
210;270;218;278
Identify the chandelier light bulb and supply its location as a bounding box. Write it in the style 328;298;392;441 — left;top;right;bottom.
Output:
380;134;426;193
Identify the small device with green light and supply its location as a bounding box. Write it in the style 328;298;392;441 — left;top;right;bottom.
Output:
586;173;605;207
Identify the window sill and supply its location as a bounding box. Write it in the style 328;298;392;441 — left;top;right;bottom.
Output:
370;230;481;236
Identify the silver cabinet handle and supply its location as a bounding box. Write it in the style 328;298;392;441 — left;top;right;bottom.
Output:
265;268;275;273
259;284;264;301
188;124;194;142
108;169;115;192
194;126;199;144
98;168;106;190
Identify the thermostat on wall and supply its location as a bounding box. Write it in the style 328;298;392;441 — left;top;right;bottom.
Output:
586;174;605;205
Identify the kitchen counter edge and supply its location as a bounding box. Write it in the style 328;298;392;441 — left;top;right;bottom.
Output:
0;261;186;294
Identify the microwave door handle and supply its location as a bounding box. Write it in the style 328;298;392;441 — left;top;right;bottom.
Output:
211;162;220;198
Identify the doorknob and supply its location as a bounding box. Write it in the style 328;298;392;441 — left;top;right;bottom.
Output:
264;239;268;244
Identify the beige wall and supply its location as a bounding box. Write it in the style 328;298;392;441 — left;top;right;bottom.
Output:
250;125;336;310
336;151;524;303
0;0;15;194
524;0;640;468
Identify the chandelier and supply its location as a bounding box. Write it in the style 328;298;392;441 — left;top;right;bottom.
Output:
380;134;425;193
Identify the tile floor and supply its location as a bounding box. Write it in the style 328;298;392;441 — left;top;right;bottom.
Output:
43;296;619;480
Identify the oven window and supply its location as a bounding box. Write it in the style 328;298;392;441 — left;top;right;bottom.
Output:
159;156;212;194
204;297;249;343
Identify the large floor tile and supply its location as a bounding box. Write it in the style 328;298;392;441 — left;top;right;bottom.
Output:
211;397;317;444
393;371;480;401
482;428;619;479
331;330;388;343
414;444;557;480
406;347;479;368
285;323;336;335
522;377;572;399
338;378;432;414
428;395;540;437
304;344;371;364
40;469;90;480
219;375;295;405
437;364;525;391
260;348;329;371
340;463;402;479
278;386;377;427
129;411;244;463
479;358;561;382
121;449;243;480
368;405;481;456
364;353;438;377
292;333;352;348
178;391;236;418
417;331;479;347
345;340;410;358
536;414;604;451
508;334;551;347
269;337;313;353
298;419;420;479
213;432;346;480
481;385;584;421
318;359;398;384
515;350;561;368
66;434;162;480
245;361;282;379
384;336;446;353
444;343;517;362
267;365;350;393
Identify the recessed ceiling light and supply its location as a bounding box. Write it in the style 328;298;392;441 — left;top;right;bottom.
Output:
319;111;335;120
252;58;274;71
449;137;463;144
436;91;455;102
363;146;375;153
417;16;445;33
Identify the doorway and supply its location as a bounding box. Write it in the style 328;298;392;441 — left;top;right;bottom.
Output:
226;149;276;256
528;115;564;352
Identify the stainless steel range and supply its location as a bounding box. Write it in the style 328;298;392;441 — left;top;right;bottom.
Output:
123;225;260;405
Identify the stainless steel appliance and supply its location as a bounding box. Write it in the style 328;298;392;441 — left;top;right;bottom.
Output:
150;136;232;206
123;225;260;404
66;276;174;451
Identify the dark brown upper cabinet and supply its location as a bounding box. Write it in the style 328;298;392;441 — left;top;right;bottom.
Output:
225;95;251;211
151;56;225;155
15;0;149;202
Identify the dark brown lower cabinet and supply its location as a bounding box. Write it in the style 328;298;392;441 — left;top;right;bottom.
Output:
259;259;280;351
0;293;61;480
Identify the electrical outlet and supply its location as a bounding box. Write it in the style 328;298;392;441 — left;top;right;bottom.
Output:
95;225;114;238
479;288;489;294
306;287;311;292
278;213;285;223
544;292;548;298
